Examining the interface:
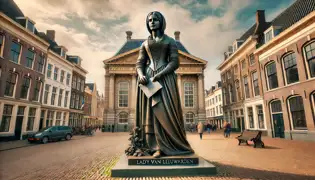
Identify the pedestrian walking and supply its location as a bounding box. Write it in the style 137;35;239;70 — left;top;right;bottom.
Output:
206;123;211;134
111;124;115;133
197;122;204;140
223;120;227;137
226;122;231;138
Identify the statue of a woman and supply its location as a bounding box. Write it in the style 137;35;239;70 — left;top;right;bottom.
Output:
135;11;194;158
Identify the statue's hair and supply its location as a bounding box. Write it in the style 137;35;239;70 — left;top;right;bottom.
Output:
146;11;166;35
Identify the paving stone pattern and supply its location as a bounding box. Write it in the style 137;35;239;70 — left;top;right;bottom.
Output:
0;131;315;180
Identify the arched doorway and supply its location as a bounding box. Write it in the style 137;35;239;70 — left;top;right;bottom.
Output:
270;100;285;138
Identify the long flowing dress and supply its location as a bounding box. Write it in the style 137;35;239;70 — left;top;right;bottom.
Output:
135;34;194;156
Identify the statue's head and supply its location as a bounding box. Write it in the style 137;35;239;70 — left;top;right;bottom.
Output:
146;11;166;34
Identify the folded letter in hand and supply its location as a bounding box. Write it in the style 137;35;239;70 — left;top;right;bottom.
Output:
139;78;162;98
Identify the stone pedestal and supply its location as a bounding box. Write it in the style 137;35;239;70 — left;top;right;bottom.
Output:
111;155;217;177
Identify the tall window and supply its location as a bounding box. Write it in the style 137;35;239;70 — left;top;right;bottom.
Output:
248;107;254;128
75;94;80;109
66;73;71;86
54;67;59;80
252;71;260;96
70;93;75;108
44;84;50;104
227;70;231;79
215;96;218;103
60;70;65;83
0;105;13;132
249;54;255;66
81;80;85;92
0;35;4;57
243;76;250;99
51;87;57;105
64;91;69;107
228;84;234;103
184;82;194;107
235;80;241;101
257;105;264;129
32;80;41;101
288;96;307;129
266;62;279;89
72;76;77;88
77;78;81;90
5;72;17;97
303;41;315;78
55;112;62;126
216;106;218;115
26;49;35;68
185;112;194;124
218;94;221;102
222;88;227;105
58;89;63;106
118;82;129;107
37;55;45;73
118;112;128;124
283;53;299;84
47;64;52;78
26;108;36;131
10;41;21;63
63;113;66;125
20;76;31;99
219;105;222;114
311;92;315;125
46;111;54;127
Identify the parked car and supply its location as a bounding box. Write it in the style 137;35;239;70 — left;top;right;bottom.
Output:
28;126;73;144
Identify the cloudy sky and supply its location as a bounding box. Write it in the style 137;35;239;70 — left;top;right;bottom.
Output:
14;0;295;94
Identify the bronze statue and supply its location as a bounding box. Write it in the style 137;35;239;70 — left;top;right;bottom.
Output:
127;11;194;158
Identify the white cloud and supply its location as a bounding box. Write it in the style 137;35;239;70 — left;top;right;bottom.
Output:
83;20;101;32
208;0;224;9
14;0;257;93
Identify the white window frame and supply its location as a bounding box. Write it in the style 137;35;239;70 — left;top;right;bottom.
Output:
184;82;194;108
185;112;195;124
251;71;259;97
47;64;53;79
118;82;129;108
302;40;315;79
264;27;274;43
54;67;59;81
4;71;19;98
32;80;42;102
20;75;32;100
265;61;279;90
282;52;299;85
256;104;266;130
287;96;308;131
26;48;36;69
246;106;255;129
10;40;22;64
118;112;129;124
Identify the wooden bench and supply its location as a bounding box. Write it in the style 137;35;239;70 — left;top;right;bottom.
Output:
236;130;265;148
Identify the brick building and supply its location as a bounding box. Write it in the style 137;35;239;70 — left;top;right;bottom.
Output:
217;10;269;134
0;1;49;140
254;0;315;141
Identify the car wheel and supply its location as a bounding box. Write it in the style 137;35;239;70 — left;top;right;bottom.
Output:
65;134;71;141
42;136;49;144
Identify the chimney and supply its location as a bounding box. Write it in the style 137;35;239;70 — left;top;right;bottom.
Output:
126;31;132;40
256;10;266;25
174;31;180;41
46;30;55;41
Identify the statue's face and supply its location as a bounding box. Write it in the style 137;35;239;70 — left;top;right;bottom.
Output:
148;14;160;31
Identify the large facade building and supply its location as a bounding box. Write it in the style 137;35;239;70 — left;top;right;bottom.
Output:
217;0;315;141
68;56;88;128
39;31;73;130
83;83;102;126
217;10;268;134
205;81;223;129
255;0;315;141
0;2;49;140
103;31;207;131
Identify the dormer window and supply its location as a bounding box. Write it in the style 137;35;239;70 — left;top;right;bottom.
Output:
61;48;66;58
232;40;244;52
16;17;35;33
264;26;282;44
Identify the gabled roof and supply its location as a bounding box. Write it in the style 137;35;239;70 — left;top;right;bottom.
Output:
0;0;24;22
114;39;190;56
271;0;315;32
239;24;256;41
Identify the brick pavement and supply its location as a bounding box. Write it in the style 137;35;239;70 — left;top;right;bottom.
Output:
0;131;315;180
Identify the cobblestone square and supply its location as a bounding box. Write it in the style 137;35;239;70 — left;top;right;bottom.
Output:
1;131;315;180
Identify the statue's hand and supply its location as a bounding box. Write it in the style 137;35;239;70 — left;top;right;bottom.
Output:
152;73;162;82
139;75;148;85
